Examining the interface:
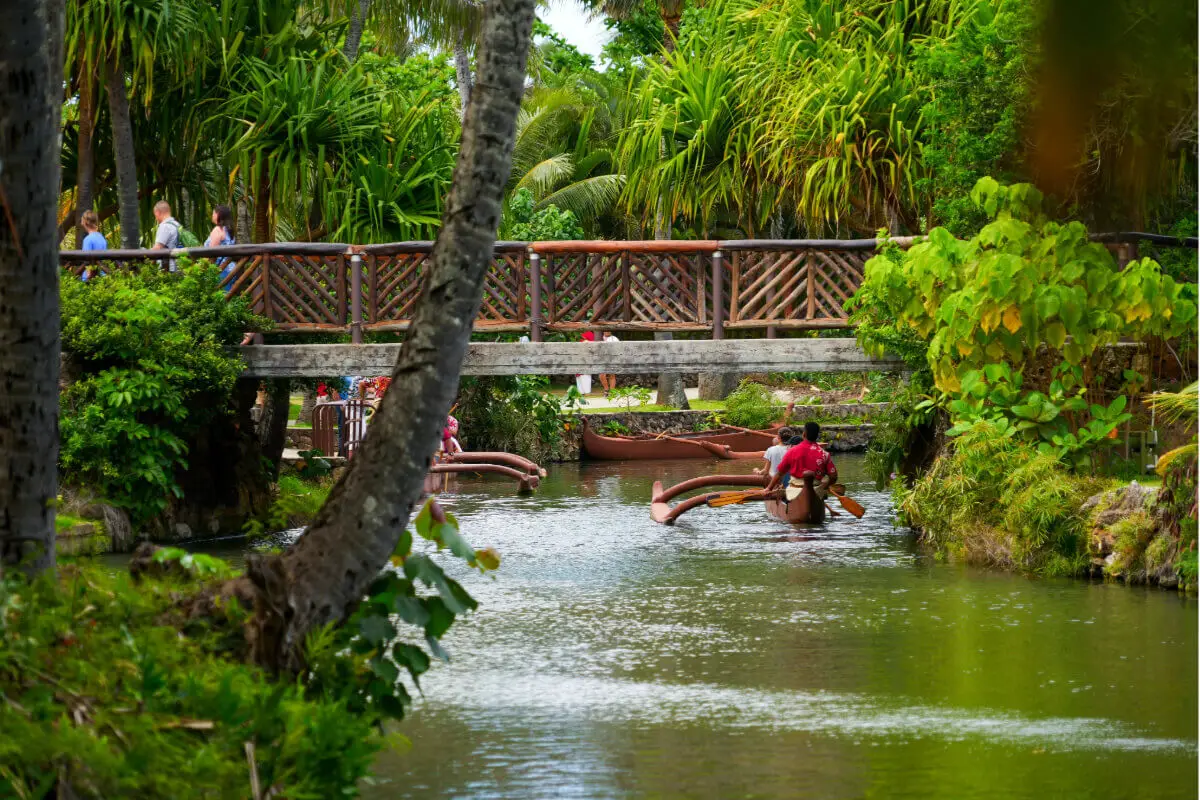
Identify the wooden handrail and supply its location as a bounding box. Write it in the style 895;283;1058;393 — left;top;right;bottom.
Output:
58;234;1195;338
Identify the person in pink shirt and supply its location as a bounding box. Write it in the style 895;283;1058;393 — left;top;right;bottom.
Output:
766;421;837;498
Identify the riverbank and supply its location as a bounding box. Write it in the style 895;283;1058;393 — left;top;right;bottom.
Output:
898;421;1197;593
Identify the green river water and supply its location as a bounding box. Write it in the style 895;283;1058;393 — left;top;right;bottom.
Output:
342;455;1198;799
183;455;1195;798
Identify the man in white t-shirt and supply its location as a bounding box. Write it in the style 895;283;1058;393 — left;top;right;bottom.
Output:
755;426;794;479
598;331;620;395
152;200;181;271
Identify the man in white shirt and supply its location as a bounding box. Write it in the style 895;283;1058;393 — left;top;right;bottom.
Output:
599;331;620;395
755;426;794;479
152;200;181;271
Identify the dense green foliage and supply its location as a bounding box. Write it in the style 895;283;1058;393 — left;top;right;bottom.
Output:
0;564;380;797
0;498;494;796
501;188;585;241
62;0;1196;245
58;261;264;524
899;419;1108;575
243;475;333;538
458;377;583;461
722;381;783;430
853;178;1197;471
899;416;1197;589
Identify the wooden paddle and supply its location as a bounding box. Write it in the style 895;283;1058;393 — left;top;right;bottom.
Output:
707;490;767;508
828;483;866;518
719;424;777;439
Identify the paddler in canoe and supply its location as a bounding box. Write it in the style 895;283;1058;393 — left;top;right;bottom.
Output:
764;421;837;500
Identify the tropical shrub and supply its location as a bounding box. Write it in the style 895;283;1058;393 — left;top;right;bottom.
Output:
852;178;1197;470
899;419;1108;573
0;498;494;796
502;188;585;241
457;376;582;461
58;260;265;524
723;380;783;430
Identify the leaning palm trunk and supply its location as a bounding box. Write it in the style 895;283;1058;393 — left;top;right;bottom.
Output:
106;57;140;248
0;0;62;576
238;0;536;673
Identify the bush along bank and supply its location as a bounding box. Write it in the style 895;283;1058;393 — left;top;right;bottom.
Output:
848;178;1197;590
0;499;496;797
896;420;1197;591
58;260;276;546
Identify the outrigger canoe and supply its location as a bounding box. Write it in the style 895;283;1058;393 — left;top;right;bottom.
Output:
583;421;774;460
422;451;546;495
651;472;826;525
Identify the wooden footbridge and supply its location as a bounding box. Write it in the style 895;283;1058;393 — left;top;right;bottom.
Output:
60;234;1185;377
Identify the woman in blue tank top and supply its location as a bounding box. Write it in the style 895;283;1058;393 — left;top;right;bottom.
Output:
206;204;237;291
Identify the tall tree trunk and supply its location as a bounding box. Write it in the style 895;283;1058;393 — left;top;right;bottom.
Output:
344;0;371;64
236;197;252;245
239;0;536;673
0;0;63;576
74;78;98;248
105;59;140;248
454;42;473;115
254;162;271;243
298;389;317;425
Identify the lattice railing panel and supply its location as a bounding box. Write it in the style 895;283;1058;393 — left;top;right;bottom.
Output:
727;249;864;324
542;253;625;326
481;252;528;323
369;253;427;323
627;252;705;325
266;255;344;325
221;255;269;316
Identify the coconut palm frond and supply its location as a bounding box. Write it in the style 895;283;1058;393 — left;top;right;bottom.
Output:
515;154;575;198
537;174;625;219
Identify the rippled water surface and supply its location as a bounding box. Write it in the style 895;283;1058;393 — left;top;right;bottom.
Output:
358;456;1196;799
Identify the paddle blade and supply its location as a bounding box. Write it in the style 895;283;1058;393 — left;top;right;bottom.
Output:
834;492;866;518
707;490;762;508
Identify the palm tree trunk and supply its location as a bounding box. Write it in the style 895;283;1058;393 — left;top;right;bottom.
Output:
454;42;473;114
254;161;271;243
0;0;63;576
237;0;537;672
344;0;371;64
74;70;96;246
298;389;317;425
105;58;140;248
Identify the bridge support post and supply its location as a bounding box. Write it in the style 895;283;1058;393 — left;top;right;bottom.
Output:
349;253;363;344
529;251;543;342
699;249;738;400
711;250;725;340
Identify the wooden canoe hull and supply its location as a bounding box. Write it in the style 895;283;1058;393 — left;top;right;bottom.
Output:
650;473;825;525
583;423;772;460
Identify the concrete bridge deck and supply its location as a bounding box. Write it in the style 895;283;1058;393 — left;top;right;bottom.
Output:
240;339;904;378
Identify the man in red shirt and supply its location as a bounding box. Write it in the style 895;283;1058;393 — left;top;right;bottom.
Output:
766;421;837;498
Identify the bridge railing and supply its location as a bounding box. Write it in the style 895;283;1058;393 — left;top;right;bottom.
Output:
59;234;1194;342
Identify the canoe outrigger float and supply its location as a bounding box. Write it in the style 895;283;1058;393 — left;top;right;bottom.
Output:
583;420;774;460
423;451;547;495
651;472;827;525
